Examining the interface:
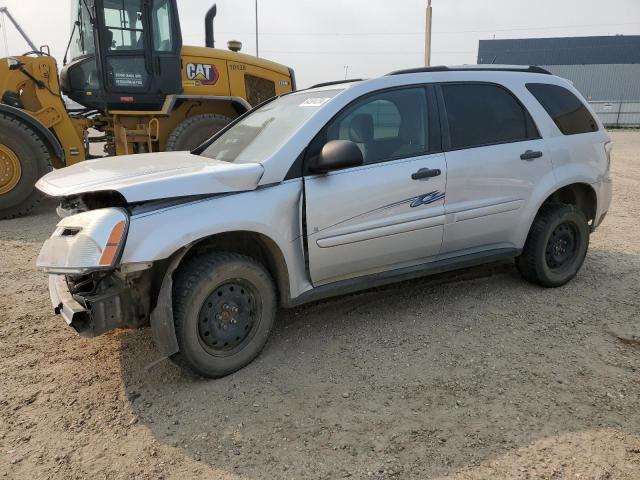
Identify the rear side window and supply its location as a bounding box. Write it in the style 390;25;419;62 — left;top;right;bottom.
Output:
526;83;598;135
441;83;539;150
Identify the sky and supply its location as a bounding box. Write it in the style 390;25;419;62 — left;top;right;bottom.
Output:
0;0;639;88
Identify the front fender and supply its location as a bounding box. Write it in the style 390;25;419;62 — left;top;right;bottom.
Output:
121;181;310;300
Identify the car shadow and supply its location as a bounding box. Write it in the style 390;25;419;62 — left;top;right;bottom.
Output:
117;249;640;479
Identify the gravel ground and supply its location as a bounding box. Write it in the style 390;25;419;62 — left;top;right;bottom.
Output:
1;130;639;480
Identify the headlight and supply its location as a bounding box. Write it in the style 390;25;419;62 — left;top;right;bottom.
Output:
36;208;129;274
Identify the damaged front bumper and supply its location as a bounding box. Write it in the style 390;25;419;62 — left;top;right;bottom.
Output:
47;261;181;358
48;271;148;338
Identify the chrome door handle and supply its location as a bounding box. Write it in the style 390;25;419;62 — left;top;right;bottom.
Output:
520;150;543;161
411;168;441;180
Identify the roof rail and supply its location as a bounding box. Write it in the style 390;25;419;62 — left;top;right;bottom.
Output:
387;65;551;76
308;79;363;89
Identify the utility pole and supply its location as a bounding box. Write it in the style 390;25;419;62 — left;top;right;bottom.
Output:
424;0;432;66
255;0;259;57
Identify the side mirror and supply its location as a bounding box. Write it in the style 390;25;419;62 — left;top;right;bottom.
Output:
309;140;364;174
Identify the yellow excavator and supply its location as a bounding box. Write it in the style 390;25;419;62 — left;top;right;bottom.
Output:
0;1;295;218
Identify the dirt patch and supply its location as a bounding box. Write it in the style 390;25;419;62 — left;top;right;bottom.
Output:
1;131;639;479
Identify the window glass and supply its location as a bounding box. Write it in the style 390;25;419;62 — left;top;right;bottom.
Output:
526;83;598;135
70;0;95;59
152;0;174;52
245;75;277;106
103;0;145;51
327;88;428;164
441;83;538;150
200;89;342;164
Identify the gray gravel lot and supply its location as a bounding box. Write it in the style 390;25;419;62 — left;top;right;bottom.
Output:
1;130;639;479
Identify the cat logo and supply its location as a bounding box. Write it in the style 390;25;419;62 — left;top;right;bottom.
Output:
184;63;219;86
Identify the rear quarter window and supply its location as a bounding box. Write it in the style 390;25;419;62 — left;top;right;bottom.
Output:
526;83;598;135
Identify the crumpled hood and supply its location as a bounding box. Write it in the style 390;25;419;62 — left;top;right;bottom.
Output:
36;151;264;203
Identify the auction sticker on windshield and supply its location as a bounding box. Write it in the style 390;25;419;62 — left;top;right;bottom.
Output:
300;97;332;107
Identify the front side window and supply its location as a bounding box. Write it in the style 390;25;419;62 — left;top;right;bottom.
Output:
326;88;429;164
526;83;598;135
103;0;145;51
441;83;539;150
151;0;174;52
200;89;342;164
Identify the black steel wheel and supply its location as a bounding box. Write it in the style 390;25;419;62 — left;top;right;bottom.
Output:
171;252;276;378
197;281;260;355
516;203;589;287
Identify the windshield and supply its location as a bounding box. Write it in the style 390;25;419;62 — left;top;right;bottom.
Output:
69;0;95;59
200;90;342;164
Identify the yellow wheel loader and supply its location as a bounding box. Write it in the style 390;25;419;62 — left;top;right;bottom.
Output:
0;1;295;219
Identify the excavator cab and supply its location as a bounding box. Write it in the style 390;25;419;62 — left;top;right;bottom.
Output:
60;0;183;111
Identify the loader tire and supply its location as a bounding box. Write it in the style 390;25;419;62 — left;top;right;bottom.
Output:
0;114;52;219
165;114;233;152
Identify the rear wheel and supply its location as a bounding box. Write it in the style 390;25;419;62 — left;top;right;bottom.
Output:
0;114;52;219
516;203;589;287
171;252;277;378
165;114;233;152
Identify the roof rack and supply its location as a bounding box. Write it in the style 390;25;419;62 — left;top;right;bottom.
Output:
387;65;551;76
308;79;363;89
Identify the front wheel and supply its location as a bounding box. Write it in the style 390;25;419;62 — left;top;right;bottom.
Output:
516;203;590;287
171;252;277;378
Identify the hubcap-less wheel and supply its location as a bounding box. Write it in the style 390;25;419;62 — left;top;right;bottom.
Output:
198;281;260;355
545;222;578;270
0;144;21;195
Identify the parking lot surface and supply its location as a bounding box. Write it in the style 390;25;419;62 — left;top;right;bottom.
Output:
1;130;639;479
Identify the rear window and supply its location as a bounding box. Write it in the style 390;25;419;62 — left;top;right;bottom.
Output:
526;83;598;135
441;83;539;150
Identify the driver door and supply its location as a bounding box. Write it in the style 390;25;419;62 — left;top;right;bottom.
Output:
304;86;447;285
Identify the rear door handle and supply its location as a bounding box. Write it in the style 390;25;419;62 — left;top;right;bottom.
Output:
411;168;441;180
520;150;543;161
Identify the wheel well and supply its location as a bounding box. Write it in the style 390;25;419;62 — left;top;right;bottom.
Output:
178;231;290;306
541;183;597;224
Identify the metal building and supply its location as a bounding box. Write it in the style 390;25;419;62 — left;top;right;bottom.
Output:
477;36;640;127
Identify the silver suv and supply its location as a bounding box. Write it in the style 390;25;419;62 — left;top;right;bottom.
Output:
37;65;613;378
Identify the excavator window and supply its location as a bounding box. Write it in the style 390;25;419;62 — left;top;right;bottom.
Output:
151;0;175;52
103;0;145;51
70;0;95;59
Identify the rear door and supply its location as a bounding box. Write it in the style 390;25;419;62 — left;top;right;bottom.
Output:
304;86;447;285
437;82;553;255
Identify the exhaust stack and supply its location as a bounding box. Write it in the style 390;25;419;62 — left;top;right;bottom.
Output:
205;4;217;48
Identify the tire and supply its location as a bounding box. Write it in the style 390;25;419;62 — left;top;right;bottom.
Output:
171;252;277;378
0;114;52;219
165;114;233;152
516;203;590;288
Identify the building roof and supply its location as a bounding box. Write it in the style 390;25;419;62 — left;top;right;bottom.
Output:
477;35;640;66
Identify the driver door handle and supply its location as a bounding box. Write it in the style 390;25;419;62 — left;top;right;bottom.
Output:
411;168;441;180
520;150;543;161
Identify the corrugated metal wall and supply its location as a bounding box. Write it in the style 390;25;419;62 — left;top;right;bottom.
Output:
541;64;640;127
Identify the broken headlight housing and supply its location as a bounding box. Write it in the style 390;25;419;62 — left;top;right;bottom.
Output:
36;208;129;274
